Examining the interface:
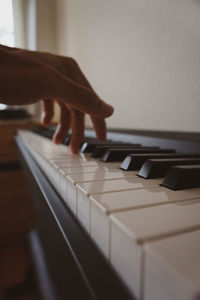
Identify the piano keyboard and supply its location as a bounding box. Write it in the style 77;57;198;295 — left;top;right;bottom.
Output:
17;128;200;300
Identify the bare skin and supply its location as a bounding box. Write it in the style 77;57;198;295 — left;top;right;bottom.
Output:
0;45;114;153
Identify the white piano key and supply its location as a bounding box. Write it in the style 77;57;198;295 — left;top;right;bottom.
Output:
77;177;162;196
59;166;101;176
34;148;67;158
43;155;71;160
20;131;69;155
59;163;136;214
77;178;161;233
77;189;91;231
60;163;120;174
53;161;121;202
51;167;60;191
46;162;55;183
37;157;61;191
53;160;121;170
32;144;61;154
67;178;77;214
24;143;58;187
90;202;111;258
60;173;69;205
48;161;101;194
52;160;99;168
49;155;96;175
65;170;138;216
90;187;200;258
42;152;92;160
110;199;200;299
67;170;138;185
60;167;124;213
48;153;93;162
58;163;129;214
49;157;87;163
19;129;200;300
144;230;200;300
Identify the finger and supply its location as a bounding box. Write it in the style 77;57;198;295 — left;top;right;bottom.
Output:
70;109;84;153
62;84;114;118
90;116;107;141
53;102;71;144
47;70;114;118
41;99;54;126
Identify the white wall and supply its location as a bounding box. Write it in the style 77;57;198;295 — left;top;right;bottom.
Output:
11;0;57;118
55;0;200;132
36;0;57;52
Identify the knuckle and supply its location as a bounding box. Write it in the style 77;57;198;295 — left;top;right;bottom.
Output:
67;57;78;67
95;99;104;114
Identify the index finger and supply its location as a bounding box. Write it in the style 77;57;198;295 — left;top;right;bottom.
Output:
46;68;114;118
60;83;114;118
90;116;107;141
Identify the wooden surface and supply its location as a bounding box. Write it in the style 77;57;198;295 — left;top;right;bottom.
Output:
0;121;37;239
0;121;36;163
0;169;37;240
0;121;37;299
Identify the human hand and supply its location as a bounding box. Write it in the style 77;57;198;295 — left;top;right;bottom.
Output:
0;45;114;152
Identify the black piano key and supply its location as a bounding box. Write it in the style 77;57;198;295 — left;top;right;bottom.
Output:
121;153;200;171
31;126;56;139
80;141;125;153
62;136;97;146
162;164;200;190
32;126;100;147
62;135;71;145
91;144;141;158
138;158;200;179
80;141;111;153
101;147;176;162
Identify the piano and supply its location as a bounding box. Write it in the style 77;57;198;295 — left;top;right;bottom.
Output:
15;126;200;300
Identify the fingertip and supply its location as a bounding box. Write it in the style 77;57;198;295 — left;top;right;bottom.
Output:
42;116;51;127
70;134;83;154
90;115;107;142
70;142;80;154
96;130;106;141
53;135;61;145
53;126;62;144
42;99;54;125
101;103;114;118
98;135;106;141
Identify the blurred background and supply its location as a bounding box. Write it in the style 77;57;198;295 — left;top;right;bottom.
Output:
0;2;199;298
0;0;200;132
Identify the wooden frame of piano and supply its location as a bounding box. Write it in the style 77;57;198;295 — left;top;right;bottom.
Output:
15;135;134;300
